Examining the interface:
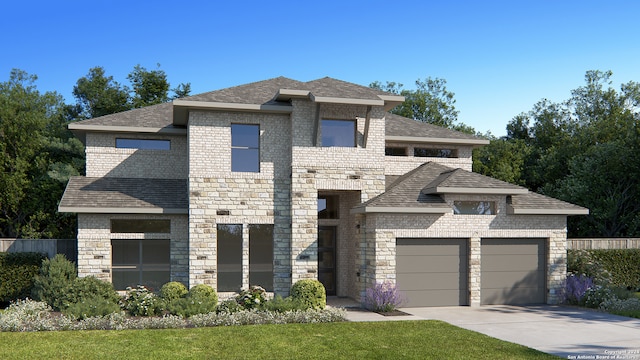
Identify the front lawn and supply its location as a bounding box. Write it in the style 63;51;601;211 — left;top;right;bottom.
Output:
0;320;556;359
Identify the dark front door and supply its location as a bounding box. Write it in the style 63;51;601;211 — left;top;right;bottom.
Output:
318;226;337;295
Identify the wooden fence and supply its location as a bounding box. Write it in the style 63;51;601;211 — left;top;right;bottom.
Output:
567;238;640;250
0;239;77;263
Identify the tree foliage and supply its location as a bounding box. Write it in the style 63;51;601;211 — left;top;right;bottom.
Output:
475;70;640;237
371;77;472;133
0;70;82;238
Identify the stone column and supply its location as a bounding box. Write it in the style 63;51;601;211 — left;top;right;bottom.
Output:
469;236;481;307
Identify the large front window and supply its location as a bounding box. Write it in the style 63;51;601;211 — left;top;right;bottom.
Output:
112;239;170;290
217;224;243;292
231;124;259;172
249;224;274;291
321;119;355;147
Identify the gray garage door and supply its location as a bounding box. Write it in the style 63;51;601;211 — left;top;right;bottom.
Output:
396;238;468;307
481;238;546;305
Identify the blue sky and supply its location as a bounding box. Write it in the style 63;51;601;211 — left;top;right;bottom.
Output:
3;0;639;136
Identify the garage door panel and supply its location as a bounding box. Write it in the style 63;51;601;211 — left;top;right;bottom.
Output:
481;287;545;305
481;271;545;289
481;255;544;272
396;238;468;307
402;290;468;307
396;255;463;273
396;239;468;256
397;273;466;291
482;239;544;255
481;238;546;305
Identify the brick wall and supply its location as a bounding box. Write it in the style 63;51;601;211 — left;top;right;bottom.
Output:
85;132;187;179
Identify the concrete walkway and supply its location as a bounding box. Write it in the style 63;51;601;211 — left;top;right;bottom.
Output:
337;302;640;358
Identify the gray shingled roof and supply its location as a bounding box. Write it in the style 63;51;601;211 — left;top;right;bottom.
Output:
385;113;485;141
59;177;188;213
422;168;528;194
354;162;588;215
70;102;176;129
183;76;305;105
305;77;393;100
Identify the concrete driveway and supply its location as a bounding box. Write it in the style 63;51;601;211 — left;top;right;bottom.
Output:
344;305;640;358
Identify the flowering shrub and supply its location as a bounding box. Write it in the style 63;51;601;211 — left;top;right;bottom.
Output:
120;285;163;317
364;281;405;313
0;298;345;332
583;286;615;308
600;297;640;318
236;286;267;310
562;274;594;305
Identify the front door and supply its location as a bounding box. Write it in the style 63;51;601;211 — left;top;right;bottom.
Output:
318;226;336;295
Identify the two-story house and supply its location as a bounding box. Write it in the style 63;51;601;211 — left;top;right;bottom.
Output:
59;77;587;307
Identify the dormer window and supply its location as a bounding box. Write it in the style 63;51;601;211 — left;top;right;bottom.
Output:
414;148;457;158
453;201;496;215
321;119;355;147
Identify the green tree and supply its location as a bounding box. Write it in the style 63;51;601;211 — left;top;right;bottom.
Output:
370;77;468;131
0;70;81;238
72;66;131;119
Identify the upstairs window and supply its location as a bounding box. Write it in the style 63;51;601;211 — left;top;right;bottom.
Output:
453;201;496;215
116;138;170;150
111;219;171;233
414;148;457;158
385;147;407;156
321;120;355;147
231;124;260;172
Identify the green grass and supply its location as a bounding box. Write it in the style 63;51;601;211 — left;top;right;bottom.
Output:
0;320;557;359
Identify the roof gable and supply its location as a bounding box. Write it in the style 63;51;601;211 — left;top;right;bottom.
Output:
422;168;529;195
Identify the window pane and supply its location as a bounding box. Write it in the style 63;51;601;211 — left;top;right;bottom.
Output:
385;147;407;156
217;224;243;292
231;148;259;172
231;124;259;148
231;124;260;172
318;195;339;219
112;239;170;291
414;148;456;158
111;219;171;233
116;138;170;150
249;224;273;291
453;201;496;215
321;120;355;147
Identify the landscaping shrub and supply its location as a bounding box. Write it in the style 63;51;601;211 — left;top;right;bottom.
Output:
0;252;46;304
167;284;217;318
562;274;594;305
65;294;122;320
216;299;243;314
160;281;188;303
290;279;326;310
601;297;640;319
583;286;615;308
236;285;267;310
120;285;163;317
260;295;306;313
31;254;77;311
568;249;640;289
364;281;405;312
62;276;121;319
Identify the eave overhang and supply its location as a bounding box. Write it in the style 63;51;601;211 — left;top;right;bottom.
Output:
506;205;589;216
58;206;188;214
350;206;452;214
386;135;490;146
172;99;294;126
422;187;529;195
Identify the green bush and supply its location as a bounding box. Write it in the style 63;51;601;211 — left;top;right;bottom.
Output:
0;252;47;303
236;286;267;310
160;282;188;303
215;299;244;314
568;249;640;290
31;254;77;311
290;279;326;310
120;285;163;317
64;294;122;320
166;284;217;318
260;295;305;313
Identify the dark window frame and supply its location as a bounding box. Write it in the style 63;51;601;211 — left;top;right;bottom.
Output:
385;147;407;156
217;224;243;292
115;138;171;150
111;219;171;233
249;224;274;291
321;119;356;147
453;201;496;215
111;239;170;291
414;148;458;158
231;124;260;172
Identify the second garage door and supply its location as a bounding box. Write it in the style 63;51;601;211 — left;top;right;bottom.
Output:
396;238;468;307
481;238;546;305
